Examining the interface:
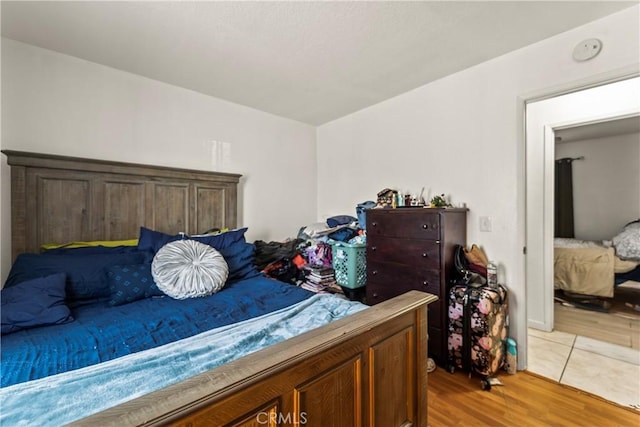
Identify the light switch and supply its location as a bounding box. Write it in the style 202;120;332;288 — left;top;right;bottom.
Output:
479;216;492;232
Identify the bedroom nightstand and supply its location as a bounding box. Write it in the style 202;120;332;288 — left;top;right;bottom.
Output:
365;207;467;365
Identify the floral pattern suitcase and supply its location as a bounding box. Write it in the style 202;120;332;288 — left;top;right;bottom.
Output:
447;284;508;390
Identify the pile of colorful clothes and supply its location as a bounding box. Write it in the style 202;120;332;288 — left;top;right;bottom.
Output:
254;215;364;295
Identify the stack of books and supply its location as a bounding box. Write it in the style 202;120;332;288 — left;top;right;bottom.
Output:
300;265;343;295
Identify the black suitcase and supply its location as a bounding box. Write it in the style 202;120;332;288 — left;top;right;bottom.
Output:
447;283;508;390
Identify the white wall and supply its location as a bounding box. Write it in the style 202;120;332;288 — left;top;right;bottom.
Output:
1;38;318;281
317;6;640;367
556;131;640;241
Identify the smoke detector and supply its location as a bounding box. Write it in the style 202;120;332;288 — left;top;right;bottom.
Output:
572;38;602;62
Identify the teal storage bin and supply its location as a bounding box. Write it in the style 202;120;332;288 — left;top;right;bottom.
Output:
329;241;366;289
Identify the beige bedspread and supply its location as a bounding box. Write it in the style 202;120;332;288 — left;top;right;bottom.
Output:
554;246;615;298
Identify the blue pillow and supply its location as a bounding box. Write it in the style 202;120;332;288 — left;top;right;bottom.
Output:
1;273;74;335
327;215;357;228
107;263;163;306
5;251;151;301
137;227;248;254
219;241;261;283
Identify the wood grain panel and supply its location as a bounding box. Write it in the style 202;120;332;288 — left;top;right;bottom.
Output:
10;165;27;255
103;181;145;239
294;357;361;427
428;369;640;427
193;185;226;234
39;176;91;245
369;327;414;427
171;400;281;427
3;150;241;258
147;183;189;234
225;401;279;427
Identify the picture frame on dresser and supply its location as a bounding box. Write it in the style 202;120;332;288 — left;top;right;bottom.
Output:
365;207;468;365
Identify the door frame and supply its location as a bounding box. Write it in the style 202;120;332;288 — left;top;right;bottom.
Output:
524;76;640;333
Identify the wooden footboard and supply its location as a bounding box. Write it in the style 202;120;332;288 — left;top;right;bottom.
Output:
72;291;436;427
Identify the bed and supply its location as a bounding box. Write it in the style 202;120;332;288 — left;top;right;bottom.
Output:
1;150;437;426
554;230;640;298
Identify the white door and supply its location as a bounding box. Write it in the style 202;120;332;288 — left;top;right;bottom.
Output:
526;76;640;331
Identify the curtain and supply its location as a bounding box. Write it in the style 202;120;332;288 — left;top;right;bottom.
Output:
555;158;574;238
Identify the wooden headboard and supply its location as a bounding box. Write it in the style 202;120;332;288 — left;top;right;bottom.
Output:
2;150;241;260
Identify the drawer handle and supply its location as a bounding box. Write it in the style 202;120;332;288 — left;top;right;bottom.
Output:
372;270;378;276
422;224;428;229
422;280;429;287
422;252;428;258
371;246;377;252
373;292;378;298
371;222;378;227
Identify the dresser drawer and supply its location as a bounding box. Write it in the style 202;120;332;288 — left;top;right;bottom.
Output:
367;211;441;240
367;261;440;295
367;237;440;267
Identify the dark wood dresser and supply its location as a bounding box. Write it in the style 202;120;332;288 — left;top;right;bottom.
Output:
365;207;467;364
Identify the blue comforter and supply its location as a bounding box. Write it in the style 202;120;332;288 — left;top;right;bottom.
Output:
0;293;367;426
1;275;313;387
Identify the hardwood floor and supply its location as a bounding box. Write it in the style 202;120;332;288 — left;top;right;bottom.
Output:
427;368;639;426
555;297;640;349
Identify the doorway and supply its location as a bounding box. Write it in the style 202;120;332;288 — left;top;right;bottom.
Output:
525;76;640;332
552;116;640;346
524;77;640;408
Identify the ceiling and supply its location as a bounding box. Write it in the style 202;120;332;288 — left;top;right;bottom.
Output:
2;1;637;125
556;115;640;143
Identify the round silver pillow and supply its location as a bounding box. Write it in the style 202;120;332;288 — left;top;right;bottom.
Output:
151;239;229;299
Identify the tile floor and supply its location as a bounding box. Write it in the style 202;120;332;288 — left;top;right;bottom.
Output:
527;328;640;410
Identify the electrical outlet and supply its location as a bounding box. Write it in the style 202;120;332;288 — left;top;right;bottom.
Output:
479;216;492;232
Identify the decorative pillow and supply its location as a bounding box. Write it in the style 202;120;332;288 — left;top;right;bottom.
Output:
613;221;640;261
219;241;261;283
1;273;74;335
106;263;164;306
138;227;248;254
4;251;151;301
151;240;229;299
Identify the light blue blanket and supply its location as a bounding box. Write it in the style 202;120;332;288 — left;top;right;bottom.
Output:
0;294;366;426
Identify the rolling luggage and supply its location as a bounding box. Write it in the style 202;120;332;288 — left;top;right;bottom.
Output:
447;283;508;390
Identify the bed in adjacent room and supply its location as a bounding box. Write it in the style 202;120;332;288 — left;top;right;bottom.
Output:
553;221;640;299
1;150;436;426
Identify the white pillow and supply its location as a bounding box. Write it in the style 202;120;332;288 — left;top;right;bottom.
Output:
151;239;229;299
613;221;640;261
